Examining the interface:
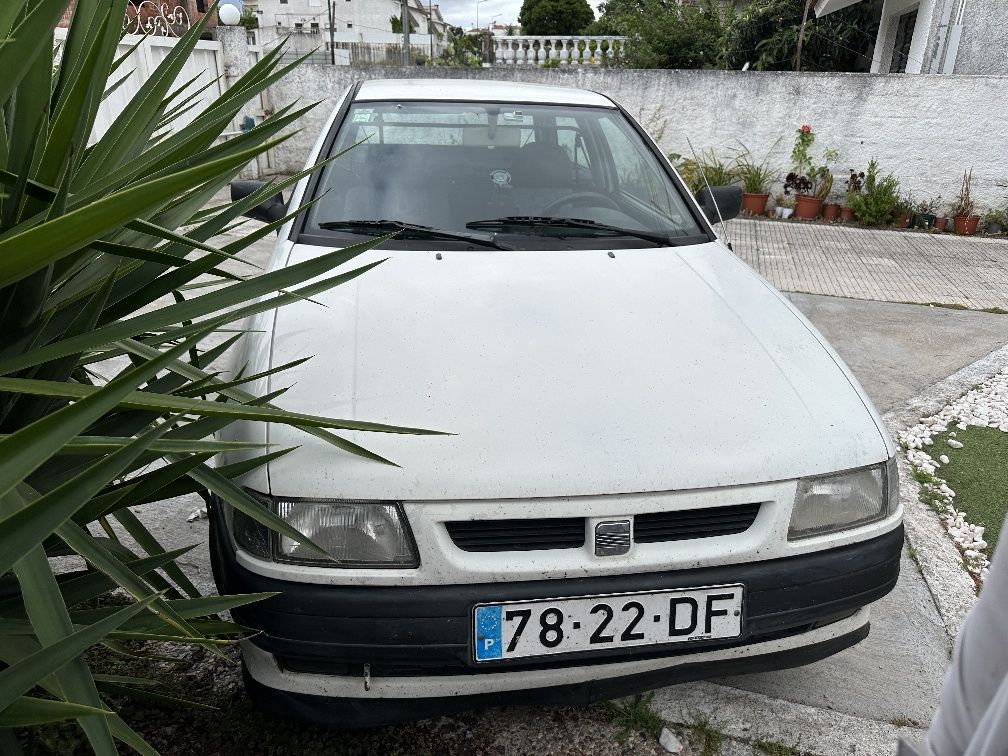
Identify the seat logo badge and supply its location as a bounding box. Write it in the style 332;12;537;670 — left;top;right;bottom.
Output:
595;520;631;557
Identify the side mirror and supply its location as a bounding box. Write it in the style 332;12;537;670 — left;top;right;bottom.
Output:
695;185;742;223
231;180;288;224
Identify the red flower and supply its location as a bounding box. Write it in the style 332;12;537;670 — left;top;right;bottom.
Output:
801;124;812;133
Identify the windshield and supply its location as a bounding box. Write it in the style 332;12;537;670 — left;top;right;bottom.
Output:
302;101;708;249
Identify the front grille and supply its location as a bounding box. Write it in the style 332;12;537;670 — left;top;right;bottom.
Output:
633;502;761;543
445;503;761;553
445;518;585;552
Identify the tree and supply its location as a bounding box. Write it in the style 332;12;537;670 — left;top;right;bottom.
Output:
519;0;595;36
593;0;729;69
390;14;418;34
723;0;882;72
0;1;424;752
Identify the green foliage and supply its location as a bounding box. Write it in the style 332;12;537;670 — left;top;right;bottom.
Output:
983;208;1008;230
604;694;665;739
849;159;900;225
595;0;728;68
733;141;780;194
0;1;427;752
723;0;882;71
686;716;727;756
672;149;736;193
519;0;596;36
239;6;258;30
390;14;418;34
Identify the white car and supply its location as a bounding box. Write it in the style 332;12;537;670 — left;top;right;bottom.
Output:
212;79;902;727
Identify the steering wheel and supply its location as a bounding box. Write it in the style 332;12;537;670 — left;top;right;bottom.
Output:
542;192;621;215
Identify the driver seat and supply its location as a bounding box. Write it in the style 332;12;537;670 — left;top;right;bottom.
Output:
508;142;576;216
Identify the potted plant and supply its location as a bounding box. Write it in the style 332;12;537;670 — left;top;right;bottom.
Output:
786;124;836;220
952;169;980;235
915;196;940;230
775;193;794;219
822;190;842;222
842;169;864;222
734;147;777;216
893;192;915;228
848;159;900;226
934;204;949;232
984;208;1007;235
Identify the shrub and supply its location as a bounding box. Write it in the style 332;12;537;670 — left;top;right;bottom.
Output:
733;143;779;194
849;159;901;225
672;149;736;193
0;1;425;751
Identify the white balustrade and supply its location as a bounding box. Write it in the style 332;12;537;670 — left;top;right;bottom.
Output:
490;35;626;66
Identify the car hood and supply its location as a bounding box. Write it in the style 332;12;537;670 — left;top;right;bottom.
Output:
256;241;889;500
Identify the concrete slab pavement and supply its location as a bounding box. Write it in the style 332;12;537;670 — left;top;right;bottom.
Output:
727;217;1008;312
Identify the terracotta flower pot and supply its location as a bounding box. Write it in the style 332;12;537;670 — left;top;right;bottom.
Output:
793;194;823;220
741;192;769;216
895;212;912;228
954;215;980;235
822;203;841;222
840;207;855;223
933;215;947;232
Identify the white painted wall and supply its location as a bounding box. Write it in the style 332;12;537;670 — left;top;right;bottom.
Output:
262;65;1008;210
55;28;225;142
870;0;939;73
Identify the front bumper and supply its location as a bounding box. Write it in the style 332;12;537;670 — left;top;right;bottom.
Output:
210;504;902;725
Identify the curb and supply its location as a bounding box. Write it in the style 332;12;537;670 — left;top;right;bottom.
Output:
882;340;1008;640
651;681;926;755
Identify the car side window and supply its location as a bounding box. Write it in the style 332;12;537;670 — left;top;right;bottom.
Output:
597;117;674;219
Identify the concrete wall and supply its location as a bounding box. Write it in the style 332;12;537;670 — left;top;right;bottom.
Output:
264;65;1008;210
953;0;1008;74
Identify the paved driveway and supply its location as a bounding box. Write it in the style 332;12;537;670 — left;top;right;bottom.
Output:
728;218;1008;311
124;221;1008;753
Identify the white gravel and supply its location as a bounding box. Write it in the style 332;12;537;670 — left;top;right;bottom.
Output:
898;367;1008;586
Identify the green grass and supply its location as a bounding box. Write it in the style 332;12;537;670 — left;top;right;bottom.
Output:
686;716;727;756
933;426;1008;553
604;694;665;739
752;737;802;755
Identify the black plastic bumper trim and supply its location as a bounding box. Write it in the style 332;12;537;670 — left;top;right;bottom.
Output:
242;621;871;729
209;500;901;674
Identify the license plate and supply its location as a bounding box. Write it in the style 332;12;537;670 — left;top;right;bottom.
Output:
473;585;743;662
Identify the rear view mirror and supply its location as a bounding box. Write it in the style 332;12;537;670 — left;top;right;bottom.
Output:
231;180;288;224
695;186;742;223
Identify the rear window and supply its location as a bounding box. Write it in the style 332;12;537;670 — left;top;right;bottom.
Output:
302;101;707;249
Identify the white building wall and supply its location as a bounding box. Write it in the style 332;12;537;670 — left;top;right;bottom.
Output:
265;65;1008;209
247;0;401;34
870;0;939;73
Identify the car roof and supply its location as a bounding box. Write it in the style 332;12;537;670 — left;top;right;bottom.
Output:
354;79;615;107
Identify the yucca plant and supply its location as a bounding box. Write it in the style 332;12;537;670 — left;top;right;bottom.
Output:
0;2;426;753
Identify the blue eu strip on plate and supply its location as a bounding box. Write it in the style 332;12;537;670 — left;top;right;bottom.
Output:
474;604;503;660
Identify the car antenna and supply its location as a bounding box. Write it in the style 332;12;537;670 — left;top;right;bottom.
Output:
686;136;728;242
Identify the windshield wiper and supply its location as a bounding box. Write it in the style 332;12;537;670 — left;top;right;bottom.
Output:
466;216;685;246
318;219;508;250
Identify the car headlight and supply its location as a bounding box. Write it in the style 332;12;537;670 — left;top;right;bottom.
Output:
788;458;898;540
230;490;419;568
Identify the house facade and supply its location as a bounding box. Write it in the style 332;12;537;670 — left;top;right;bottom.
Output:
815;0;1007;74
245;0;447;39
